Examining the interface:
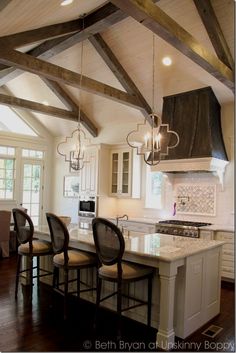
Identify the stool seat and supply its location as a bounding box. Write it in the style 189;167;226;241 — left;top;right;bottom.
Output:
18;240;52;255
54;250;96;268
46;212;97;320
99;262;153;281
13;208;53;300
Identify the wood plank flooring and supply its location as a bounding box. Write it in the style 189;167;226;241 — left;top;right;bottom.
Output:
0;255;234;352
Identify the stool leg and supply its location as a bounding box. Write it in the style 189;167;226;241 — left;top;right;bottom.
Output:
64;268;69;320
147;275;153;327
15;254;22;299
29;255;33;300
77;269;80;299
37;257;40;288
117;279;122;338
94;274;102;329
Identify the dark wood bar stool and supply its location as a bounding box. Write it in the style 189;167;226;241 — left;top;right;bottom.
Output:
92;217;154;335
46;213;97;320
13;208;53;300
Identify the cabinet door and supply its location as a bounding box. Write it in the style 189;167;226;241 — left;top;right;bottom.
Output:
79;148;98;196
120;150;131;196
111;152;119;195
110;149;131;197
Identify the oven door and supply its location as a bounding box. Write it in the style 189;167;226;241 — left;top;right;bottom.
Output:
79;200;95;213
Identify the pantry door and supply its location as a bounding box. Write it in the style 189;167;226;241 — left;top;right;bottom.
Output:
20;160;44;226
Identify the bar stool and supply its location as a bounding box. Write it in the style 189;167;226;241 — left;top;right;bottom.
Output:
46;213;97;319
13;208;53;299
92;217;154;335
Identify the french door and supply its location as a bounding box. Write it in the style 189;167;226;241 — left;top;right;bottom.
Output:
20;159;44;226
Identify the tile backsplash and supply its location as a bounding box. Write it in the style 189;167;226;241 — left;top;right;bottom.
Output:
176;184;216;216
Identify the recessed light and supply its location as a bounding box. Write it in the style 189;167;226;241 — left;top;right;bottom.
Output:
60;0;74;6
162;57;172;66
42;101;49;106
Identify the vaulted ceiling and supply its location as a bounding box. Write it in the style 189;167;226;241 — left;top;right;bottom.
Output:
0;0;234;143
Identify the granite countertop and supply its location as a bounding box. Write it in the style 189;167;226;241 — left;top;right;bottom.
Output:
108;217;234;232
108;217;160;225
35;225;224;263
200;224;234;232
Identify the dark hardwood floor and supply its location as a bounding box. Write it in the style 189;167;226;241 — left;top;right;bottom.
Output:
0;255;234;352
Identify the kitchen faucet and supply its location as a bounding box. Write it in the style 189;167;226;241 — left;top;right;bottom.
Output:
116;214;129;226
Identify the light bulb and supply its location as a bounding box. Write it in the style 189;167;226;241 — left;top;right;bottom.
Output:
60;0;73;6
162;57;172;66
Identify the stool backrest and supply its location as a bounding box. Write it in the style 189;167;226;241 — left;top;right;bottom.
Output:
12;208;34;244
46;213;69;260
92;217;125;266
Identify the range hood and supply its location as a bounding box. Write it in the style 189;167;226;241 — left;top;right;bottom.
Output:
151;87;229;183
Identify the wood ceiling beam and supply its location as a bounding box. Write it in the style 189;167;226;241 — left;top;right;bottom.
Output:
41;78;97;137
0;49;143;109
0;93;80;121
0;20;80;49
193;0;234;70
110;0;234;92
0;2;128;86
0;3;127;50
89;33;153;124
0;0;13;12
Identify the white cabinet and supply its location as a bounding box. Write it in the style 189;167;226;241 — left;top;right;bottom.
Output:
79;147;98;196
110;147;141;198
215;231;234;281
199;229;214;240
110;148;132;197
79;144;110;197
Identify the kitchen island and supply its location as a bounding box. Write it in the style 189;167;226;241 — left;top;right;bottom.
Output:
35;225;224;351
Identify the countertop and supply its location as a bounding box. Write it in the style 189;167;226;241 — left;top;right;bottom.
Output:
35;225;224;263
108;217;234;232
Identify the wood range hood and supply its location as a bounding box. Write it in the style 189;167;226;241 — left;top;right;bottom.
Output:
152;87;229;184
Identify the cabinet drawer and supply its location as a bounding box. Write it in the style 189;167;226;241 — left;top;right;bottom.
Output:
222;250;234;259
126;223;155;234
222;260;234;269
221;271;234;279
223;243;234;251
216;232;234;242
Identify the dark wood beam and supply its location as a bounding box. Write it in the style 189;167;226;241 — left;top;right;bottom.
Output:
0;20;80;49
0;93;79;121
0;49;143;109
89;33;153;124
0;2;127;86
0;0;13;11
0;3;127;50
110;0;234;92
41;78;97;137
193;0;234;70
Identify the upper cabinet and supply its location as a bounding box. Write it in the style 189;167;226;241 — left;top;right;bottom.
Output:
110;147;141;198
79;144;110;197
79;147;98;196
110;148;132;197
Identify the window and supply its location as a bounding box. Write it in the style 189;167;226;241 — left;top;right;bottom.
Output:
0;158;15;199
145;167;163;209
22;149;43;159
0;146;15;156
0;105;37;136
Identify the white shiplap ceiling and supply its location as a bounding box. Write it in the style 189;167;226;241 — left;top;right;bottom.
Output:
0;0;234;142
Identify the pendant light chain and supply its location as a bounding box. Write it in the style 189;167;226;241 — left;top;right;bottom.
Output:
78;16;85;133
152;33;155;115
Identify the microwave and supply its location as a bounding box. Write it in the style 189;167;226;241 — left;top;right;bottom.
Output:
78;198;96;217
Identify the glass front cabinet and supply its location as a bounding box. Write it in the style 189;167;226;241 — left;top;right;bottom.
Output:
110;148;132;197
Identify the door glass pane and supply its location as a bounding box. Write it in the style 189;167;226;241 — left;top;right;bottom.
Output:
111;153;118;193
22;162;42;226
122;152;129;194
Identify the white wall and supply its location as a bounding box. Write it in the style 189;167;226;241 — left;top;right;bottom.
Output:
0;110;54;225
52;137;80;223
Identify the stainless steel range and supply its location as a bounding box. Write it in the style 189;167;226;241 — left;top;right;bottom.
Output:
156;220;212;238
